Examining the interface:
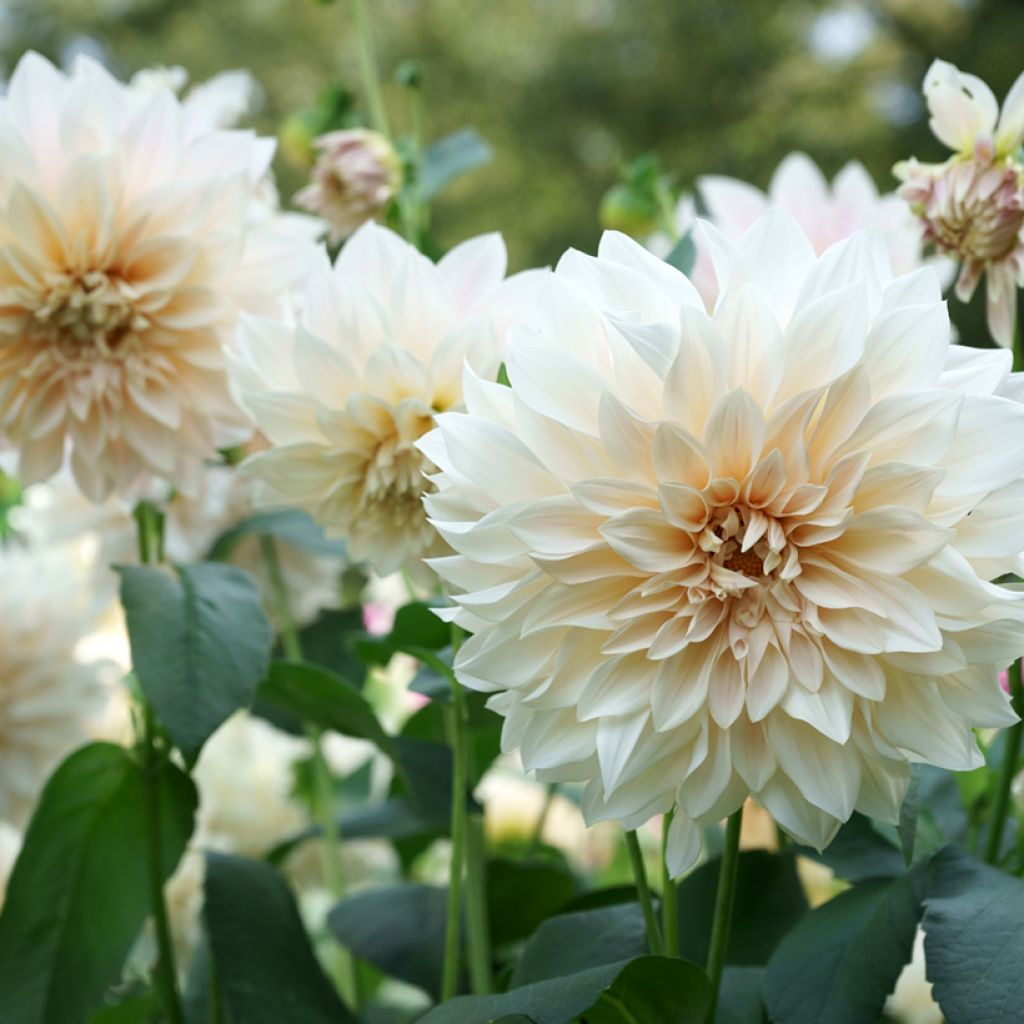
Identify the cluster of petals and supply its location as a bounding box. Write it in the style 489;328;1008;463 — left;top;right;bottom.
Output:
0;52;322;501
229;223;543;580
0;543;108;827
665;152;939;310
895;60;1024;347
422;211;1024;873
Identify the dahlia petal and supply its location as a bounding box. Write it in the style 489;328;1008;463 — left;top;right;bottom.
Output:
665;811;702;878
507;343;607;436
924;59;999;153
437;232;507;313
597;229;704;311
597;711;651;791
996;68;1024;153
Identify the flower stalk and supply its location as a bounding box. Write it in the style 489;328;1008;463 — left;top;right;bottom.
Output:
706;805;744;1023
351;0;391;138
624;829;664;956
259;535;360;1009
661;809;680;958
133;500;183;1024
985;659;1024;865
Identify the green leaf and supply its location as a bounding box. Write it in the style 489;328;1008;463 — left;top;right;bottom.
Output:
328;884;448;1000
582;956;711;1023
676;851;808;966
207;507;347;560
203;852;355;1024
0;743;196;1024
922;845;1024;1022
716;966;766;1024
88;993;157;1023
296;607;367;682
420;129;492;200
418;957;697;1024
117;563;272;762
797;813;905;882
898;765;921;866
486;857;577;946
764;868;925;1024
257;661;392;752
665;231;696;275
511;902;648;986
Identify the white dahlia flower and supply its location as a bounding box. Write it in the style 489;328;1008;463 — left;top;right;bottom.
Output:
662;152;941;310
0;543;109;826
0;52;322;501
229;222;544;580
895;60;1024;348
422;213;1024;874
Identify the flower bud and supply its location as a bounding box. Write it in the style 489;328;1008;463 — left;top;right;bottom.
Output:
599;183;660;237
294;128;402;242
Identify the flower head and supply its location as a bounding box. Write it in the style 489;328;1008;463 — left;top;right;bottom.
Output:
895;60;1024;347
665;153;940;309
0;543;108;826
295;129;402;242
0;52;321;501
229;222;542;580
423;213;1024;874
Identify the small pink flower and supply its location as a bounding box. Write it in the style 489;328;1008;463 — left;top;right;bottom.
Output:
294;129;401;243
362;601;395;637
895;60;1024;348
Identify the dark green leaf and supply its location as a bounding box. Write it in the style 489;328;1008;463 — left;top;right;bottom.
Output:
328;884;448;1000
419;958;695;1024
207;507;347;560
487;858;577;946
582;956;711;1023
88;993;157;1023
257;661;391;752
420;129;492;200
117;563;272;761
0;743;196;1024
798;813;905;882
409;662;452;702
203;852;354;1023
899;766;921;866
677;851;808;966
556;886;640;914
665;231;696;275
296;607;367;682
716;966;766;1024
922;845;1024;1023
511;902;648;986
764;868;925;1024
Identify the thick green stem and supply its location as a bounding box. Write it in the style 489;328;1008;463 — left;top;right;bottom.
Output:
464;814;493;994
661;809;680;958
351;0;391;137
441;669;470;1000
527;784;556;855
624;830;664;956
133;503;183;1024
706;806;744;1023
986;660;1024;864
259;535;359;1009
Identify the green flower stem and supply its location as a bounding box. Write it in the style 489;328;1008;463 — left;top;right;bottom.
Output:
706;805;744;1024
351;0;391;137
464;813;494;994
661;809;680;958
133;502;184;1024
624;829;664;956
527;783;556;855
441;667;470;999
259;535;360;1010
986;659;1024;865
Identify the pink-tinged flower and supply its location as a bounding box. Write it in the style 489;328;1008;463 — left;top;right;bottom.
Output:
0;52;322;501
228;222;544;581
662;153;941;310
295;129;402;243
422;214;1024;875
0;544;108;826
895;60;1024;348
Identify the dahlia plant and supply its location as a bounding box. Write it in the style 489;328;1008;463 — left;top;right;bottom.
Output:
1;9;1024;1024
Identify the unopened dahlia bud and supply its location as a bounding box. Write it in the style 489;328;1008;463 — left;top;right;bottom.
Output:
294;129;401;242
895;60;1024;347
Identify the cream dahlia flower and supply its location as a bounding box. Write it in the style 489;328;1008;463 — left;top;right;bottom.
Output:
0;543;108;826
229;222;544;580
663;153;942;311
422;212;1024;874
896;60;1024;348
0;52;322;501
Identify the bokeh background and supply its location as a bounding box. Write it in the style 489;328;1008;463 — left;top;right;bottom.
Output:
3;0;1021;329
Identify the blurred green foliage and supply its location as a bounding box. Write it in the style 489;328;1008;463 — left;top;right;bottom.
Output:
3;0;1022;339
